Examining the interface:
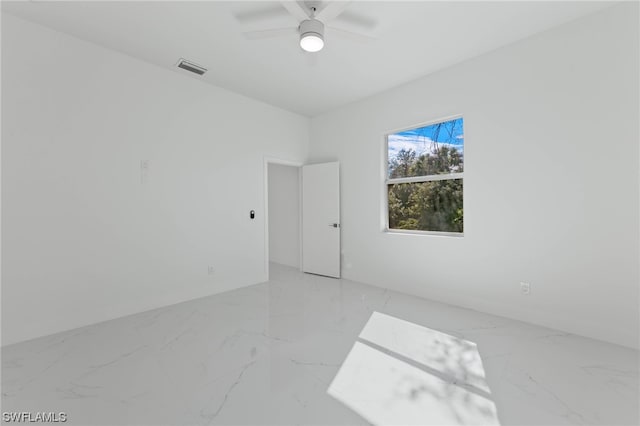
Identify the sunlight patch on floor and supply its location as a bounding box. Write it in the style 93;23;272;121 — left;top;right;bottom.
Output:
328;312;500;425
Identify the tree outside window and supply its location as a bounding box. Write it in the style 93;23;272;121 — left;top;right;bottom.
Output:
386;117;464;234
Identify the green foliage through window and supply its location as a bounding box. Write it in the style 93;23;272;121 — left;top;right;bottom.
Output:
386;117;464;233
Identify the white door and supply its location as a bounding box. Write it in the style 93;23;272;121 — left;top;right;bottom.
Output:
302;162;340;278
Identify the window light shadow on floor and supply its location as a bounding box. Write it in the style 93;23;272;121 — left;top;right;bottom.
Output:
327;312;500;425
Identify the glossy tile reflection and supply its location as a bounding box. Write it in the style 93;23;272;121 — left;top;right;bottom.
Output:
2;263;638;425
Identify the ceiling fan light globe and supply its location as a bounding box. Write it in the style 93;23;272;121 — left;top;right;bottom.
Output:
300;33;324;52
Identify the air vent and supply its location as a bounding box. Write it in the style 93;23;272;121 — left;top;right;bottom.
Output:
176;59;207;76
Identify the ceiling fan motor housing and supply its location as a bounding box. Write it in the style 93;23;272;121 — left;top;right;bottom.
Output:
299;19;324;39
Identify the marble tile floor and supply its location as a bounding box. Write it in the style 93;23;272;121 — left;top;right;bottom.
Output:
2;263;638;425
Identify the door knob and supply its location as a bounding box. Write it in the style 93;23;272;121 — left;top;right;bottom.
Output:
329;223;340;228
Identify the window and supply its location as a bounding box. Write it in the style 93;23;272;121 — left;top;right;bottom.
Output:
385;117;464;234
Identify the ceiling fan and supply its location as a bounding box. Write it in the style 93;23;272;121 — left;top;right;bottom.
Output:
237;1;376;53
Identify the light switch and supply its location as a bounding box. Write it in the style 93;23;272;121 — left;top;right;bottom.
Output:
141;160;149;184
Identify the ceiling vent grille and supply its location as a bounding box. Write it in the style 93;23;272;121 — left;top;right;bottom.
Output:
176;59;207;76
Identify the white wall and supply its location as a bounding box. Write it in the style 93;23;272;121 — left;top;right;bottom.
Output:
310;3;639;349
268;164;300;269
1;14;310;346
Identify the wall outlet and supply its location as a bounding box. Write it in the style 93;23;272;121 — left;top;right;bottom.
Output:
208;266;215;275
520;282;531;295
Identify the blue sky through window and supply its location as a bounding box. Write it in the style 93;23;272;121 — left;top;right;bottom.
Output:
388;117;464;161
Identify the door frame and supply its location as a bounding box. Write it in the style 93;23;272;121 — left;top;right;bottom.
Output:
263;156;304;279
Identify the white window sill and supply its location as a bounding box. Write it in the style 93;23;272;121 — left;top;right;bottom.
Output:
383;229;464;238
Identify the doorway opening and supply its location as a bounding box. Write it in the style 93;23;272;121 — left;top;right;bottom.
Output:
266;161;301;279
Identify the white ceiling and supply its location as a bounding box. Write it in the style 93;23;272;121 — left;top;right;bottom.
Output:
2;1;615;116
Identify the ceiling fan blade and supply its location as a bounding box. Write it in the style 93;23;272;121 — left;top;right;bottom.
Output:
280;1;310;22
327;25;376;43
243;27;298;40
234;6;289;25
334;10;378;31
315;1;351;23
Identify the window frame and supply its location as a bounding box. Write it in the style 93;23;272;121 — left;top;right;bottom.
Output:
383;115;465;237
